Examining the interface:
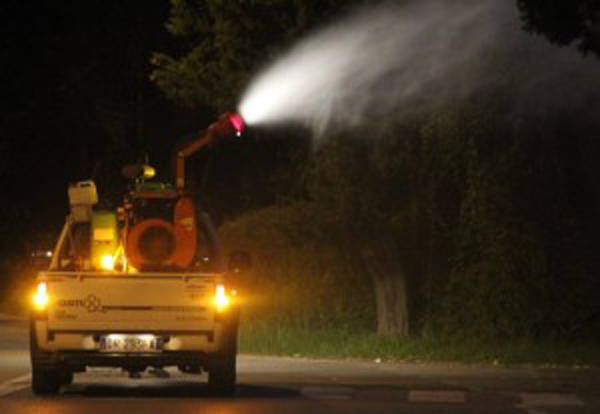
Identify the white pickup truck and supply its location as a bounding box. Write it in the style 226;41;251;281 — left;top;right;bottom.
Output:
30;201;242;396
30;115;251;396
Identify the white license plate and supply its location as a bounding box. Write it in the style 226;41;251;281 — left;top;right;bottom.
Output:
100;334;160;353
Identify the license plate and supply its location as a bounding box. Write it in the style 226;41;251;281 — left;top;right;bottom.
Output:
100;334;160;353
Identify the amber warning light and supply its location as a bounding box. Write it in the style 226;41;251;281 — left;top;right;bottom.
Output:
33;282;49;311
215;284;231;313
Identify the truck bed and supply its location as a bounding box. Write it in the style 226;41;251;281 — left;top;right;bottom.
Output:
42;271;220;333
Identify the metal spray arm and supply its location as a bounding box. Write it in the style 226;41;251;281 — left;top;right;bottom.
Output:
175;112;245;193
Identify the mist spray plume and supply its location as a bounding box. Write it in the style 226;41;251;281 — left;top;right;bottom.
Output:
238;0;600;139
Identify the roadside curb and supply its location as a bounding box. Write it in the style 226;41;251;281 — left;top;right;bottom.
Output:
238;353;600;371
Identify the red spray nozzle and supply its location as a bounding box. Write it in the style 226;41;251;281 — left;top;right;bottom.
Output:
208;112;246;138
227;113;245;136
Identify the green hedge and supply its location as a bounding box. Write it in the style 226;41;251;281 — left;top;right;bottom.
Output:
219;204;375;333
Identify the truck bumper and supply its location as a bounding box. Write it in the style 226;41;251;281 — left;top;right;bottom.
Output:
33;321;229;351
31;315;238;371
37;350;222;371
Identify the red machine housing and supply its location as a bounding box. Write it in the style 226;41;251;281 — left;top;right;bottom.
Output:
122;113;245;271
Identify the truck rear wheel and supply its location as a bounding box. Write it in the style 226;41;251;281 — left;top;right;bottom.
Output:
208;353;236;396
207;322;238;396
31;365;60;395
59;370;74;385
30;321;60;395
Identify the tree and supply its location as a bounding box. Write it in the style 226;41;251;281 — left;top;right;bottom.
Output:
151;0;353;112
150;0;358;220
517;0;600;57
152;0;600;341
303;122;428;336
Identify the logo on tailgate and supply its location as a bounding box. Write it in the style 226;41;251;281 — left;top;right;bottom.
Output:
59;294;105;313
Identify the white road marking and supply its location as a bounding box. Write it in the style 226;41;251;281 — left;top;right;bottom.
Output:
519;393;583;407
521;409;549;414
408;390;466;403
0;373;31;397
301;386;355;400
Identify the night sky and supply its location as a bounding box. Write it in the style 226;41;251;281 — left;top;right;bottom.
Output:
1;1;231;253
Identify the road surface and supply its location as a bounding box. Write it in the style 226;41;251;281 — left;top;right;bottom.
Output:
1;316;599;413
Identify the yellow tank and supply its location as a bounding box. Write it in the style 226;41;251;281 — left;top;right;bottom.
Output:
91;210;119;271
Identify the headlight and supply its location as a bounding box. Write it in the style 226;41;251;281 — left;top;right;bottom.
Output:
32;282;49;311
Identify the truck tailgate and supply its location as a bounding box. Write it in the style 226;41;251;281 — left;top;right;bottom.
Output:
45;272;218;332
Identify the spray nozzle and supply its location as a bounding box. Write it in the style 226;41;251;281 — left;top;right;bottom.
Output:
208;112;246;139
227;113;245;137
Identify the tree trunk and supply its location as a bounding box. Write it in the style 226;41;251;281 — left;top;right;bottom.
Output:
361;238;409;336
373;269;409;336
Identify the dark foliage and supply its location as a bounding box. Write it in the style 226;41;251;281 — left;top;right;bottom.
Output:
518;0;600;57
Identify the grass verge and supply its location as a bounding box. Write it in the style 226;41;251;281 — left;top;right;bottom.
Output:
240;321;600;367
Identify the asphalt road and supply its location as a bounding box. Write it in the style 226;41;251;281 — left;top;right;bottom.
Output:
1;316;599;413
